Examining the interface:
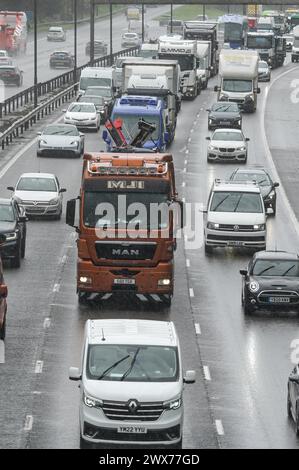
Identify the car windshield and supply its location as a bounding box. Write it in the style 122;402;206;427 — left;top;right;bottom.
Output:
53;52;68;57
16;177;57;192
158;53;194;71
86;344;178;382
124;33;137;38
43;125;79;136
212;103;239;113
223;79;252;93
83;192;169;228
69;103;95;113
85;87;112;98
49;28;62;32
232;172;271;186
293;38;299;47
210;191;263;213
0;204;14;222
212;131;243;141
80;77;112;90
79;96;105;106
112;113;160;140
259;62;268;69
252;259;299;277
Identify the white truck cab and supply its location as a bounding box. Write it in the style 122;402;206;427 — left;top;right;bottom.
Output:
69;319;195;448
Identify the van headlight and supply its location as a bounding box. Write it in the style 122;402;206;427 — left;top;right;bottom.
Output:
49;198;59;205
163;396;182;410
253;224;265;231
84;393;103;408
249;280;259;293
207;222;219;229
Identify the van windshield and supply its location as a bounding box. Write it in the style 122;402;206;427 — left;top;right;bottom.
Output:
86;344;179;382
80;77;111;90
223;79;252;93
210;191;263;213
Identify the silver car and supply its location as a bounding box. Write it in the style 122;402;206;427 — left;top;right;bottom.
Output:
258;61;271;82
121;32;140;47
8;173;66;220
77;95;109;123
206;129;249;163
64;102;100;131
37;124;84;158
47;26;66;41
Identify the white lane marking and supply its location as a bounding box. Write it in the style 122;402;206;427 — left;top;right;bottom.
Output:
190;128;194;133
43;317;51;329
183;167;187;173
24;415;33;431
0;340;5;363
184;159;188;165
53;283;60;293
215;419;224;436
184;234;188;242
203;365;211;381
189;288;194;298
185;149;189;155
261;65;299;240
186;259;190;268
188;137;192;143
195;323;201;335
182;181;186;187
35;360;43;374
32;391;42;395
182;197;186;203
60;255;67;265
50;303;76;309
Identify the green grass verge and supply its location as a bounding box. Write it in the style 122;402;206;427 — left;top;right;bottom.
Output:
156;5;244;22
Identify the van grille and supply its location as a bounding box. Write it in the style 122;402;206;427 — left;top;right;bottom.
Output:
102;400;164;421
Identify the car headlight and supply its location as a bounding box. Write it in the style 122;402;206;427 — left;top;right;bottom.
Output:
207;222;219;229
219;93;229;101
253;224;265;231
39;139;48;147
69;141;79;147
13;196;22;204
208;145;217;151
83;393;103;408
5;231;18;241
48;197;59;205
268;190;275;199
239;146;246;151
163;396;182;410
249;280;259;293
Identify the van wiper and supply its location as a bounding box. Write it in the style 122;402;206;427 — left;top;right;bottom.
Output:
233;194;243;212
212;194;230;211
120;348;140;381
97;355;130;380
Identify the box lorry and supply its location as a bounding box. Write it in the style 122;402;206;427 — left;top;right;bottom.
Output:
246;31;286;67
214;49;260;113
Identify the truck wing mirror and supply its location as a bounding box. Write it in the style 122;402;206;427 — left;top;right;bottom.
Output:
0;284;8;298
66;199;77;228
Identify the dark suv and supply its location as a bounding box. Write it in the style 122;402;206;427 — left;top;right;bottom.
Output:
0;234;8;339
287;363;299;435
49;51;74;69
0;65;23;86
0;198;27;268
240;250;299;315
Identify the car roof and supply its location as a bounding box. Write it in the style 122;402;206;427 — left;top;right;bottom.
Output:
254;250;299;261
18;173;57;179
49;26;63;30
86;319;178;347
233;168;268;175
52;51;69;54
70;102;96;107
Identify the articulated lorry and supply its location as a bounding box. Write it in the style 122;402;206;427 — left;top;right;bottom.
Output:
196;41;211;90
215;49;260;113
158;39;199;98
183;21;218;76
0;11;27;54
66;150;182;307
246;31;286;67
121;58;180;140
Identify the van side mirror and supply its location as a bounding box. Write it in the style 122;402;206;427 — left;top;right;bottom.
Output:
246;137;250;141
240;269;248;276
59;188;67;193
7;186;14;192
69;367;81;381
206;136;210;140
66;199;77;227
273;182;279;188
183;370;196;384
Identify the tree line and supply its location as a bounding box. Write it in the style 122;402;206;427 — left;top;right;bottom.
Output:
0;0;94;21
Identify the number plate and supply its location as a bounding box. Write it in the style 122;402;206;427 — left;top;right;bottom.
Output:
114;278;135;285
117;426;147;434
228;241;243;247
220;121;228;125
269;297;290;303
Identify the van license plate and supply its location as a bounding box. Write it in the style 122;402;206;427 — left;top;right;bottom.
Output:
118;426;147;434
269;297;290;303
228;241;243;246
114;278;135;285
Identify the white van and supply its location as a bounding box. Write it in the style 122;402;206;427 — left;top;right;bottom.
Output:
69;319;196;448
79;67;115;95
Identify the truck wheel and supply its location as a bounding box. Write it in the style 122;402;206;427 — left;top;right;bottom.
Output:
287;388;292;419
0;316;6;340
244;302;254;315
292;57;294;63
161;295;172;308
78;291;88;304
21;235;26;259
80;436;90;449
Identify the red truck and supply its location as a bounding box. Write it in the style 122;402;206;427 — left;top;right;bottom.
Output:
0;11;27;55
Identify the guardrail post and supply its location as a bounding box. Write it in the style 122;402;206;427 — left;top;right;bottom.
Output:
34;0;38;108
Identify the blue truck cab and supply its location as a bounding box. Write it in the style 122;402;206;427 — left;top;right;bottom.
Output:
104;95;170;151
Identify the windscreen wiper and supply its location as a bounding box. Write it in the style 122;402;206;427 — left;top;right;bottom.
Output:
97;355;130;380
212;194;230;212
120;348;140;381
281;265;296;276
233;194;243;212
256;265;276;276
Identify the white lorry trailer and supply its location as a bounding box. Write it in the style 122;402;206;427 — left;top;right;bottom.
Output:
196;41;211;90
214;49;260;112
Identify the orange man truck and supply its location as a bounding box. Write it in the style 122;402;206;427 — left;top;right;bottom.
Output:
0;11;27;54
66;152;183;307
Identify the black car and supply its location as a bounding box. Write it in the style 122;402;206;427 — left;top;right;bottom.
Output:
0;65;23;87
240;250;299;315
287;363;299;435
0;198;27;268
229;167;279;215
207;102;242;130
49;51;74;69
85;40;108;56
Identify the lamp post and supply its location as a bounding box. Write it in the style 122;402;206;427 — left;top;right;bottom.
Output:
74;0;77;85
34;0;37;108
90;0;95;64
110;1;113;65
170;4;173;34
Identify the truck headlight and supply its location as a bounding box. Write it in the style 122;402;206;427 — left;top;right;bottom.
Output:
207;222;219;229
249;280;259;293
163;396;182;410
84;393;103;408
79;276;92;284
253;224;265;231
158;279;171;286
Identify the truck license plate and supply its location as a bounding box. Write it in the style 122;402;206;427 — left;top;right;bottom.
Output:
114;278;135;285
269;297;290;303
118;426;147;434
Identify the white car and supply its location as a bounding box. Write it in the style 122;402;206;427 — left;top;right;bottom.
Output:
121;32;140;47
47;26;66;42
63;102;100;131
7;173;66;220
206;128;249;163
0;50;12;65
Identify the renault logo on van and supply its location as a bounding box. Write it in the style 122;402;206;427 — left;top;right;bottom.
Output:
128;399;138;413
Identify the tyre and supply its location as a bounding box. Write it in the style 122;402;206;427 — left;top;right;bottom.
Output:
242;156;247;164
204;243;213;254
11;242;21;268
287;389;292;419
0;316;6;340
244;302;254;315
54;211;62;221
21;235;26;259
161;295;172;308
169;438;182;449
78;291;88;304
272;203;276;216
80;436;90;449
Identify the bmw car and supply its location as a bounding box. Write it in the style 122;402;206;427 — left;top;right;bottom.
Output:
49;51;74;69
37;124;85;158
229;167;279;215
206;129;249;163
287;363;299;435
207;102;242;130
240;250;299;315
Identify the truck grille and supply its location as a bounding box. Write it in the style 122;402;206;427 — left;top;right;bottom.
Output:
102;400;164;421
95;241;157;260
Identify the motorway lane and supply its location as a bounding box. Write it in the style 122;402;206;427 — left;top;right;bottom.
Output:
2;7;169;101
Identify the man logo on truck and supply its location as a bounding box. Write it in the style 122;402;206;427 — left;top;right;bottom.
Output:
107;181;145;190
112;249;140;256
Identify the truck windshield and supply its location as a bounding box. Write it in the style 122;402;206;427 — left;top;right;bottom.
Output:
294;38;299;47
252;259;299;277
83;192;170;229
80;77;111;90
140;49;157;59
210;191;263;213
112;113;160;140
159;53;194;71
223;79;252;93
86;344;179;382
247;36;273;49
